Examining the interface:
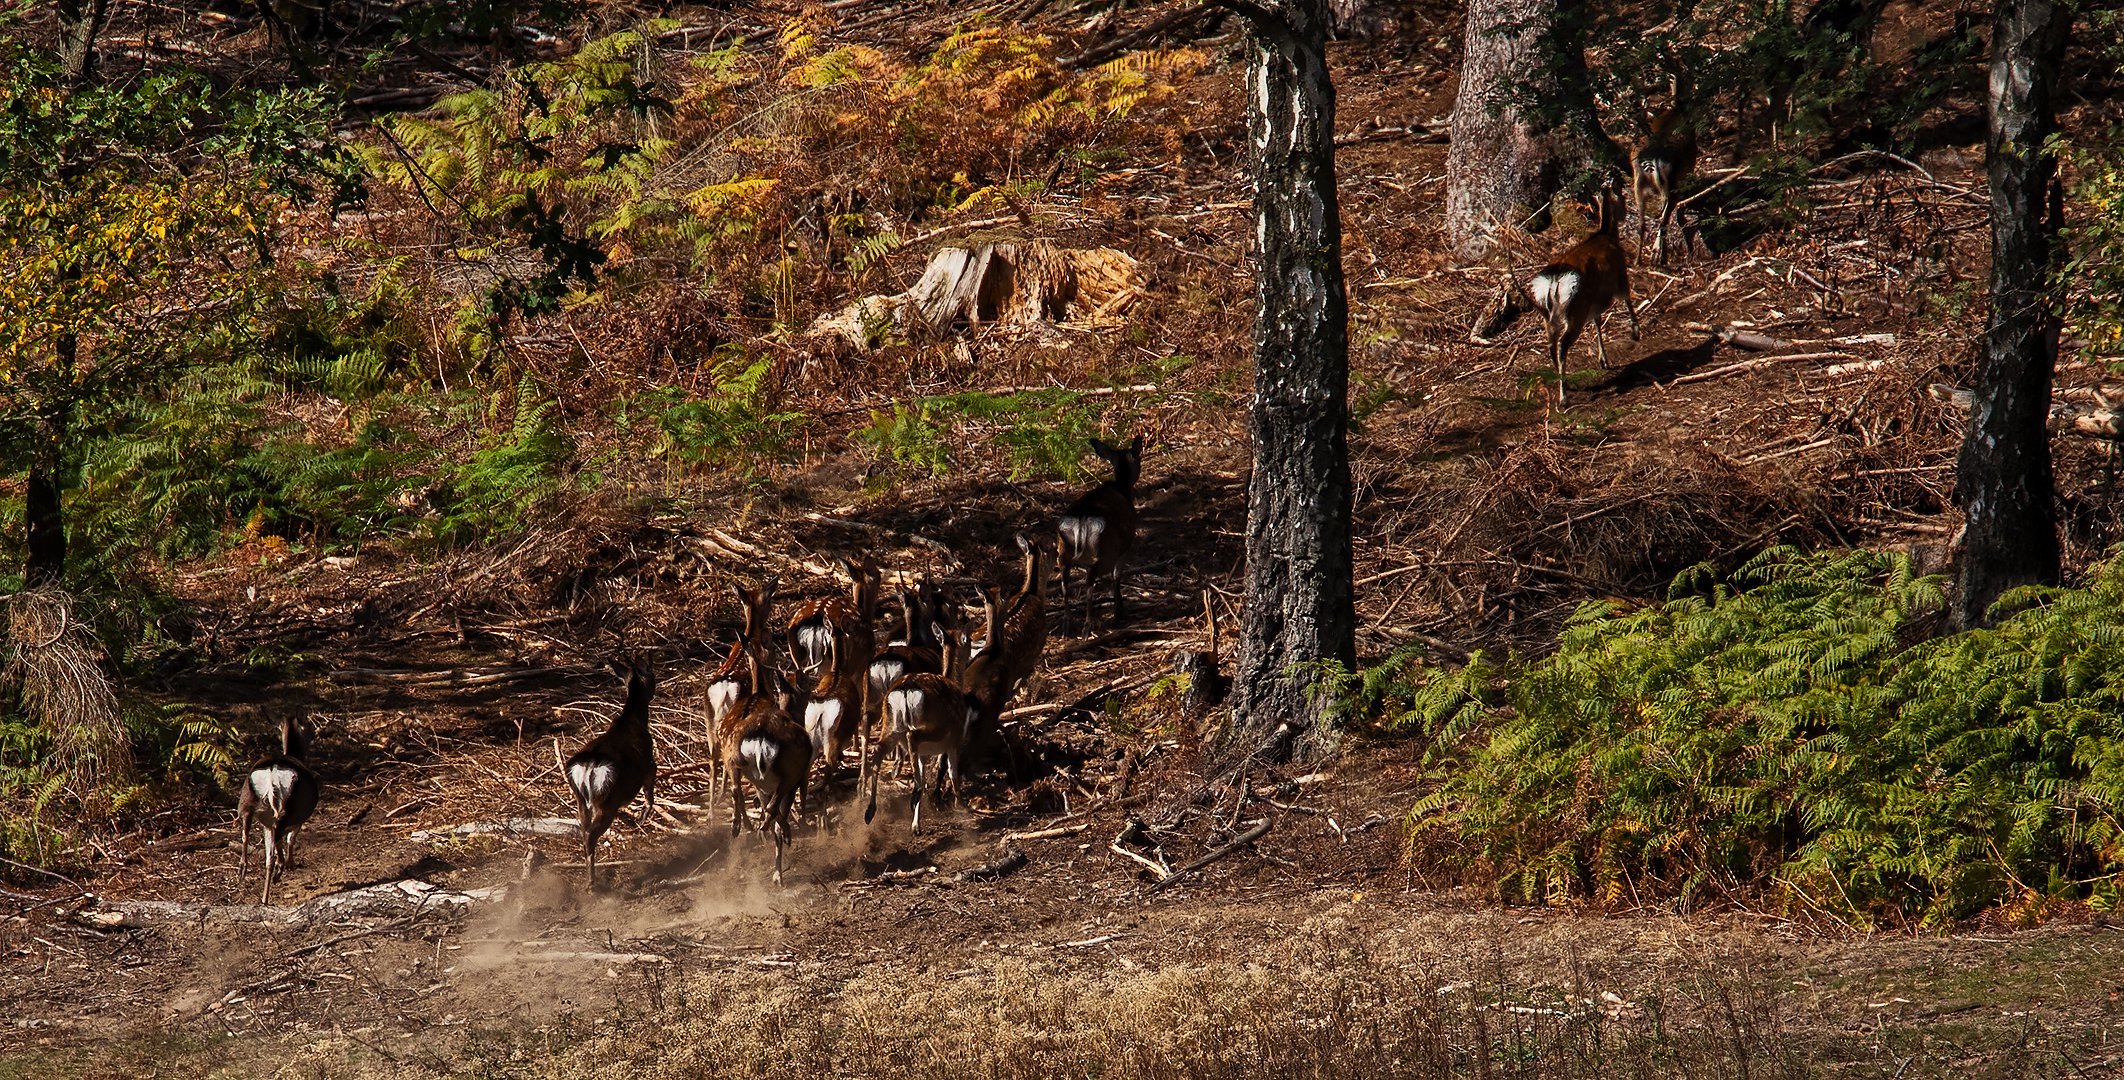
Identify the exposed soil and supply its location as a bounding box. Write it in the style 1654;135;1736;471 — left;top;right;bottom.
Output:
8;1;2124;1076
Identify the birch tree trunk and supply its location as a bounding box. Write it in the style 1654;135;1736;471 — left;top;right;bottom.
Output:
1954;0;2071;628
1216;0;1356;766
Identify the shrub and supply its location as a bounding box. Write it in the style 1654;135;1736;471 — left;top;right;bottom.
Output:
1400;547;2124;927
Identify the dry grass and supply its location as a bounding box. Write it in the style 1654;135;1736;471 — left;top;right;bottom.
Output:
4;588;128;806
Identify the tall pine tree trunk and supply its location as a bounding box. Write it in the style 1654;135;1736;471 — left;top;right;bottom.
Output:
1216;0;1355;765
1954;0;2070;628
1443;0;1613;261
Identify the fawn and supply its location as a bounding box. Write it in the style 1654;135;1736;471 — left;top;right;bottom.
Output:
1527;189;1640;406
237;715;320;904
565;658;657;890
1056;436;1142;635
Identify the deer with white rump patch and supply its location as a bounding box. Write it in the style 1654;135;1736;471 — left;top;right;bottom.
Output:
564;657;657;890
1527;188;1639;407
1056;435;1141;635
237;715;320;904
724;652;811;885
865;621;980;833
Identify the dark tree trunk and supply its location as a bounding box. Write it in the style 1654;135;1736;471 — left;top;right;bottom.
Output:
55;0;111;85
24;329;74;589
1954;0;2070;629
1443;0;1615;262
1214;0;1356;766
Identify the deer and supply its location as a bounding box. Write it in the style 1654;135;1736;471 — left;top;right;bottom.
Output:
564;658;658;890
1633;107;1698;266
801;629;867;800
237;715;320;904
723;652;811;885
958;536;1047;774
785;554;880;688
997;532;1048;700
867;580;944;722
865;621;981;833
706;578;777;728
1527;188;1639;407
707;578;777;808
1056;435;1142;636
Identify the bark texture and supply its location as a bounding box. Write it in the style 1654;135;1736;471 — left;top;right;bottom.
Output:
1443;0;1613;262
1218;0;1356;765
56;0;111;85
1954;0;2070;629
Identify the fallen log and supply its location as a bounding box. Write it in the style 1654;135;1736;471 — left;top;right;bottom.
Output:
409;816;577;841
73;878;506;929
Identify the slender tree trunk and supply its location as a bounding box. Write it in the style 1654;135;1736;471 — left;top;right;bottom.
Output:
1443;0;1614;262
1954;0;2070;629
24;329;74;589
1214;0;1356;766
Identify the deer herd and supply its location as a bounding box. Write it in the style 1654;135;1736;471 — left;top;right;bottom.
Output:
235;436;1146;897
230;101;1700;900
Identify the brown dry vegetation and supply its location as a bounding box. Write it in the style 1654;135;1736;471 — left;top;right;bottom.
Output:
7;0;2124;1076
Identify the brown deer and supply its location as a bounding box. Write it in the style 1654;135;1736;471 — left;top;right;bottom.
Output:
1634;107;1698;266
801;629;867;799
784;554;879;687
866;580;944;724
723;652;811;885
1527;189;1640;407
865;621;980;833
706;578;777;728
237;715;320;904
1056;435;1141;635
565;658;657;890
959;536;1047;773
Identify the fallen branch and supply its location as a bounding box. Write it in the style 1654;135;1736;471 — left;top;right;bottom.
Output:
1665;352;1856;387
955;847;1028;882
1000;822;1090;844
1144;818;1272;895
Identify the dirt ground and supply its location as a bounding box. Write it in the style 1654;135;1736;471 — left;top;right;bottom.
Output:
9;1;2124;1076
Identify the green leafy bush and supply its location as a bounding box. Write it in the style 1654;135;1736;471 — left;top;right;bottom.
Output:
1400;547;2124;927
856;386;1112;485
653;349;809;477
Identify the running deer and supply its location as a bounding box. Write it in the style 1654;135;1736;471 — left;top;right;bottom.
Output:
998;532;1048;698
866;580;944;724
865;621;979;833
565;658;657;890
707;578;777;808
801;629;866;799
1634;107;1698;266
1056;435;1141;635
785;554;880;687
237;715;320;904
724;652;811;885
707;578;777;727
959;536;1047;770
1527;189;1640;407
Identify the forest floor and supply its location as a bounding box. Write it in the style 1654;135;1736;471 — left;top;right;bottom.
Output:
7;0;2124;1075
